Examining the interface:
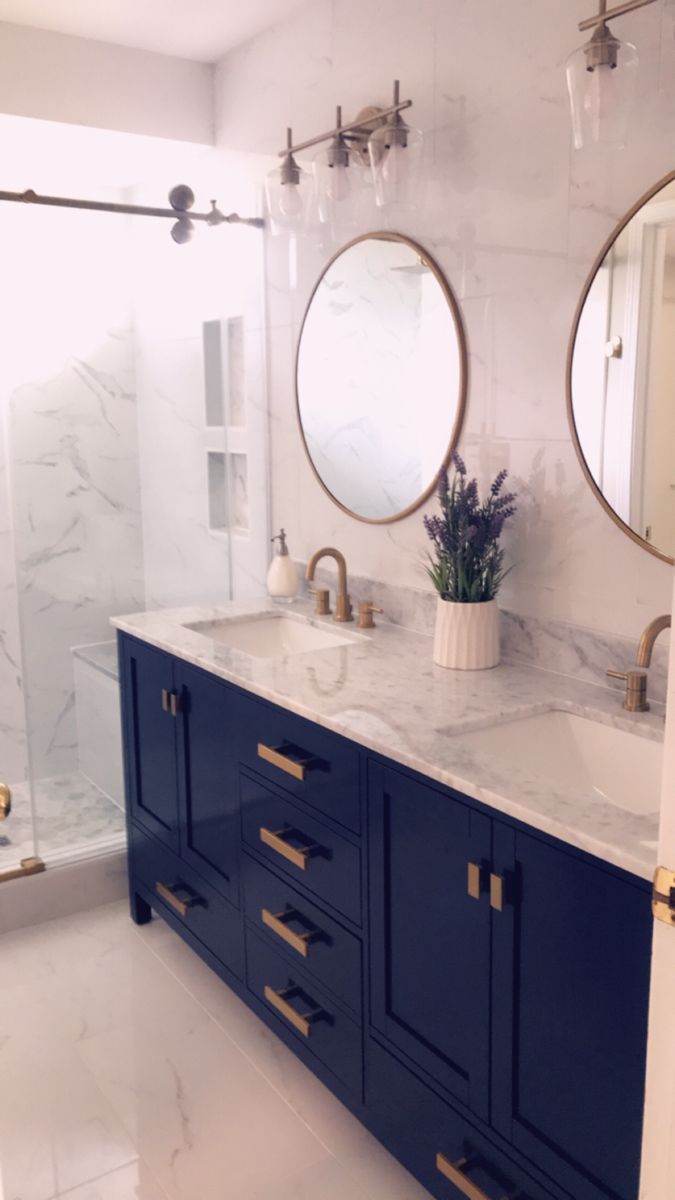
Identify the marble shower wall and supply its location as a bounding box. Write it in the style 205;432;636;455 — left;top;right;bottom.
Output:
1;202;144;781
215;0;675;643
131;159;270;611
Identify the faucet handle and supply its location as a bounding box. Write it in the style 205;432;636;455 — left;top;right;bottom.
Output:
309;586;331;617
358;601;384;630
606;668;649;713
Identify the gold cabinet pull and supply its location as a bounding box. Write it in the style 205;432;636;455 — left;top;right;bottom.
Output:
161;688;171;712
436;1154;492;1200
490;873;504;912
259;826;315;871
155;880;201;918
0;783;11;821
257;743;308;781
261;907;316;958
467;862;481;900
169;690;181;717
263;984;322;1038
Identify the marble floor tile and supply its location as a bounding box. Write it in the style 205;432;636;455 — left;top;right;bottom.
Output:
58;1160;169;1199
0;901;431;1200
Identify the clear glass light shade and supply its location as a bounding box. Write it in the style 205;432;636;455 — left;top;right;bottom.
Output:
264;161;309;233
311;146;353;224
368;122;424;208
566;36;639;150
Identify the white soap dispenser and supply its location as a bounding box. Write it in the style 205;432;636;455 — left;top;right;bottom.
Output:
267;529;299;603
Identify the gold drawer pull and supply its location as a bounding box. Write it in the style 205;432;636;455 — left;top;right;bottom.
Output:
155;880;201;918
490;873;504;912
467;862;481;900
436;1154;490;1200
161;688;170;712
262;907;317;958
263;984;322;1038
257;743;309;781
436;1153;516;1200
259;826;315;871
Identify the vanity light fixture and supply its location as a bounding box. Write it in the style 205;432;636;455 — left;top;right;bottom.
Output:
0;183;264;241
566;0;658;149
265;129;310;232
267;80;419;229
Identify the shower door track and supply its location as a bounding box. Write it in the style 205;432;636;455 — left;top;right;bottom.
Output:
0;856;45;884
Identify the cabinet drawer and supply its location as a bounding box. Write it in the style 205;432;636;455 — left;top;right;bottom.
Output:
241;771;361;925
129;823;244;980
243;853;362;1015
236;691;360;833
367;1039;559;1200
246;927;362;1096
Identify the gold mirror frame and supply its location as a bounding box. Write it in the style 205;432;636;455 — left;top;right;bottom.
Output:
566;170;675;567
295;231;469;525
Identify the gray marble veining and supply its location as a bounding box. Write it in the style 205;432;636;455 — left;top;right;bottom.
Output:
112;600;666;882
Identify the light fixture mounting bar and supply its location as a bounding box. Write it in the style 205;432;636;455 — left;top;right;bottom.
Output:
578;0;657;32
0;188;264;228
278;98;412;158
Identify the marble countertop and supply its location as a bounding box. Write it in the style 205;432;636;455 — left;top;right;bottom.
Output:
112;600;666;882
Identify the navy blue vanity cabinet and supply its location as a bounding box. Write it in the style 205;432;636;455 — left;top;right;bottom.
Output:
119;635;244;979
119;636;181;852
368;762;493;1121
175;661;239;905
490;821;652;1200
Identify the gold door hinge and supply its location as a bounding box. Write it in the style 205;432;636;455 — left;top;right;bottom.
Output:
652;866;675;925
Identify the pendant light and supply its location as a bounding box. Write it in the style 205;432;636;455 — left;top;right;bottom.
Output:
311;106;354;225
264;128;309;233
367;81;424;208
566;0;657;150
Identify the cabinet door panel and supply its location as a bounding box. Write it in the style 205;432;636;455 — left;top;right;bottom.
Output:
120;637;179;851
369;763;492;1119
176;663;240;904
491;823;651;1200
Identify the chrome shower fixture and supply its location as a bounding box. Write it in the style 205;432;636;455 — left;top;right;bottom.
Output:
567;0;658;149
265;80;422;229
0;183;264;241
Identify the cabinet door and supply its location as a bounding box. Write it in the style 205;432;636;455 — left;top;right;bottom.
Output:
491;822;652;1200
175;663;239;904
119;636;180;851
369;763;492;1120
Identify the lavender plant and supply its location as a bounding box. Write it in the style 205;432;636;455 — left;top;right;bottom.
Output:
423;453;517;603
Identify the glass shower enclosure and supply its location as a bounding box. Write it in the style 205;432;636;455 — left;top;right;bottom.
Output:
0;121;268;880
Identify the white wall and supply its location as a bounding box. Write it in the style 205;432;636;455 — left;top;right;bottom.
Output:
214;0;675;640
0;21;213;144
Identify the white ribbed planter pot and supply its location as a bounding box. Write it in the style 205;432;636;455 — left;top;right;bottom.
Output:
432;598;500;670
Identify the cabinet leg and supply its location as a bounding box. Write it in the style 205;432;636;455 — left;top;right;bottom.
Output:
130;889;152;926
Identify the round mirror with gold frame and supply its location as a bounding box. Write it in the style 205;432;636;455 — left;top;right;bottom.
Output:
295;232;468;525
568;172;675;565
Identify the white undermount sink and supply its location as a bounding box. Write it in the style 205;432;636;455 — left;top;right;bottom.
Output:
183;611;365;659
453;710;662;816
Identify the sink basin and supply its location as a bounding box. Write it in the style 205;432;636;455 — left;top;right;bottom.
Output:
452;710;662;816
184;612;365;659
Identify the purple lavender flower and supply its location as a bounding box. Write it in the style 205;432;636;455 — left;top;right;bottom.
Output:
423;459;517;603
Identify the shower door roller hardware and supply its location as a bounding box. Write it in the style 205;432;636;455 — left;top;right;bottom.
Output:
652;866;675;925
0;783;11;820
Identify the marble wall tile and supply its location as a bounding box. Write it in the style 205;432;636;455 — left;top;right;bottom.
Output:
214;0;675;644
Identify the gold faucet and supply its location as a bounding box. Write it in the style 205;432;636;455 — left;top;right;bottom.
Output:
306;547;353;623
636;614;671;668
607;613;671;712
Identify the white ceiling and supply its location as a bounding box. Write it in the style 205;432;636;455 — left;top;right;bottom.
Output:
0;0;306;62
